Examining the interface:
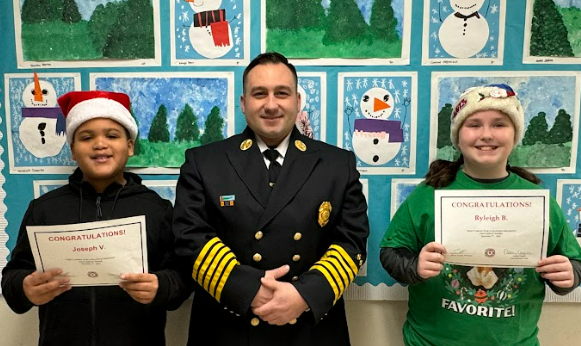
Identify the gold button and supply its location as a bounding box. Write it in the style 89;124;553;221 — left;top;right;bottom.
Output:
289;318;297;325
250;317;260;326
253;253;262;262
292;255;300;262
291;276;298;282
255;231;263;240
293;232;302;241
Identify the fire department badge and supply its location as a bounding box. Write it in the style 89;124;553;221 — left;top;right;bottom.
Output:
318;201;332;227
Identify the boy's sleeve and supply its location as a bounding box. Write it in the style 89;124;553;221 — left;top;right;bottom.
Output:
150;202;195;310
1;201;37;314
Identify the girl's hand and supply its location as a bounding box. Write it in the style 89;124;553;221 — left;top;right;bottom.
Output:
536;255;574;288
418;242;447;279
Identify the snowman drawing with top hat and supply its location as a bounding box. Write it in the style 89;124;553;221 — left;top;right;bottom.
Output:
186;0;233;59
438;0;490;58
19;73;66;158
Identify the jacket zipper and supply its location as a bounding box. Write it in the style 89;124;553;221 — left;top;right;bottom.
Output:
95;196;102;221
91;195;102;346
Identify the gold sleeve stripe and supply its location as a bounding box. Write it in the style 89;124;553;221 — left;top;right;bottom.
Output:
215;258;238;302
200;246;230;290
329;244;358;274
325;251;356;282
311;263;340;301
207;251;237;296
310;245;361;302
323;256;350;288
192;237;221;280
192;237;239;301
328;254;355;282
318;260;346;294
195;240;225;283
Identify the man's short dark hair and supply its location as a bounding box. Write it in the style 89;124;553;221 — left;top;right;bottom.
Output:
242;51;298;94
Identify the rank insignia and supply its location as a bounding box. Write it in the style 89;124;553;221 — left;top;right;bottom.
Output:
295;140;306;152
240;139;253;151
220;195;235;207
318;201;332;227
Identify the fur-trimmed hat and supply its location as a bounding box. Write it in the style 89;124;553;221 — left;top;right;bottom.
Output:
450;84;524;149
57;90;138;144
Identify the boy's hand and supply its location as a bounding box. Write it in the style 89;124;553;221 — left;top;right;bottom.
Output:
119;273;159;304
536;255;575;288
23;268;71;306
418;242;447;279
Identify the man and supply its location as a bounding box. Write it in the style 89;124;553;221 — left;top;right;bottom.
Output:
173;52;369;346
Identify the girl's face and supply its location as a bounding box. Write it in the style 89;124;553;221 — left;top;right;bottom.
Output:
457;110;516;179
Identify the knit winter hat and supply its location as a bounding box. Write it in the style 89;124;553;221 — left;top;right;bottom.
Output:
57;90;138;144
450;84;524;149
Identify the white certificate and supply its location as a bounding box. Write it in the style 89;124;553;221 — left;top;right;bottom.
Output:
27;216;148;286
435;190;550;268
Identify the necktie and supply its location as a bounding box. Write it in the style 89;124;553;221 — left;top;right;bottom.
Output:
263;149;281;188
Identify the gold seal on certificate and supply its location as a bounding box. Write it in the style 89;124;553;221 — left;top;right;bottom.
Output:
26;216;148;286
434;190;550;268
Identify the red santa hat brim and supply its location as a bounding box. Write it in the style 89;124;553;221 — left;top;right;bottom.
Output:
57;91;138;144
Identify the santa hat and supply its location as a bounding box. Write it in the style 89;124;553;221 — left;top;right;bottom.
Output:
57;90;138;144
450;84;524;149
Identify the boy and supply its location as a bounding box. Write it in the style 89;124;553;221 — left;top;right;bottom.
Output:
2;91;191;346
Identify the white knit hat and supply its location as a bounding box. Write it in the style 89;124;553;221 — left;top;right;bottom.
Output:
57;90;138;144
450;84;524;149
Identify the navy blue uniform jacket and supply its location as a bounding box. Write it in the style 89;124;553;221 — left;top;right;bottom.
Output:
173;127;369;346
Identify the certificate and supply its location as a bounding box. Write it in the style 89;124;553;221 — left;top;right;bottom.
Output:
435;190;550;268
27;216;148;286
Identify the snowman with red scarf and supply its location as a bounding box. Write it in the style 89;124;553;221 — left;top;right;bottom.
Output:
439;0;490;58
187;0;233;59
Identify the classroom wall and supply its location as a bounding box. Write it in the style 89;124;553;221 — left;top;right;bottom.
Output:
3;0;581;344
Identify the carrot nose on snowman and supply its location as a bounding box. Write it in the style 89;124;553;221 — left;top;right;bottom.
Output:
33;72;45;103
374;98;391;112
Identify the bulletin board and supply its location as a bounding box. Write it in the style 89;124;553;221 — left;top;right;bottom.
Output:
1;0;581;302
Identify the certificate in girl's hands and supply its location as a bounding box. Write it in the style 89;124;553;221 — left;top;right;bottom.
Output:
434;190;550;268
26;216;148;286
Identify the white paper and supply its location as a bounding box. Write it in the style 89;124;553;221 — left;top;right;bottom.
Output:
27;216;148;286
435;190;550;268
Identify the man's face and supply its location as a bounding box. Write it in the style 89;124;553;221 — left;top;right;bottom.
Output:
240;63;300;147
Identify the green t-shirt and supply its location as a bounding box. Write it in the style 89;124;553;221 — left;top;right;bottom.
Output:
380;171;581;346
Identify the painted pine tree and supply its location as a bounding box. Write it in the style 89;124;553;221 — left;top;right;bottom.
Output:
530;0;573;56
148;105;170;143
370;0;398;42
522;112;549;145
200;106;224;145
175;104;200;142
547;109;573;144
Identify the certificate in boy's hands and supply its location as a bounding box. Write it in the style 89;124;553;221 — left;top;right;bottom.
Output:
26;216;148;286
434;190;550;268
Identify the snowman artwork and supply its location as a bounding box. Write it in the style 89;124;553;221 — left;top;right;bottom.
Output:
352;87;403;166
187;0;233;59
296;84;313;138
19;73;66;158
438;0;489;58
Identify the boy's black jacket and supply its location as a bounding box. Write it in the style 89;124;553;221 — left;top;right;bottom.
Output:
2;168;192;346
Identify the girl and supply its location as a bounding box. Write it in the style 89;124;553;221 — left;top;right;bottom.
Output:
380;84;581;346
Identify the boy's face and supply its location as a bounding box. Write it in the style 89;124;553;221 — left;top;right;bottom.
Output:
71;118;134;191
